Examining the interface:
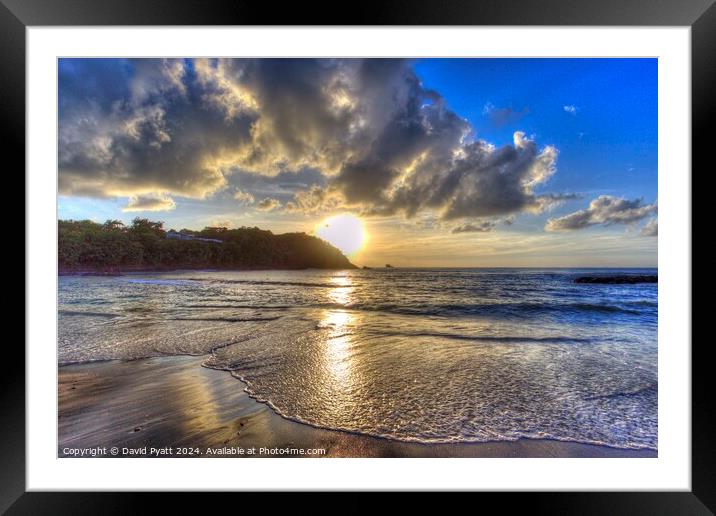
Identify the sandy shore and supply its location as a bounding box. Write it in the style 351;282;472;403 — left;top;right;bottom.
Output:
58;355;657;458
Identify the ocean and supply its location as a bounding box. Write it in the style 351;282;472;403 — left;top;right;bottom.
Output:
58;268;658;450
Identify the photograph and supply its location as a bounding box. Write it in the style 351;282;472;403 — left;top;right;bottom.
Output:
56;57;658;459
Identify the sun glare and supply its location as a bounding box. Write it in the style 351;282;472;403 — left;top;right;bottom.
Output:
315;214;367;256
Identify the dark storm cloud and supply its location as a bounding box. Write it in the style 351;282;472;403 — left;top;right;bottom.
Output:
451;221;495;234
375;133;561;220
228;168;327;199
60;58;563;218
59;58;253;201
333;159;400;204
545;196;657;232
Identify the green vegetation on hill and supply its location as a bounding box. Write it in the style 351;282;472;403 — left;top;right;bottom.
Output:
59;218;356;272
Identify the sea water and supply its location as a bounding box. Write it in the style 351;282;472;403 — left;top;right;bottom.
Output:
58;268;657;449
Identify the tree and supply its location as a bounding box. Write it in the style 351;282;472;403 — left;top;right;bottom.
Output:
58;218;356;271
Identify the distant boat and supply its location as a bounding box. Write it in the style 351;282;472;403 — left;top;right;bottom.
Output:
385;264;394;268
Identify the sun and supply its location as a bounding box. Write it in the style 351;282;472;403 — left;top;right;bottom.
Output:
315;213;367;256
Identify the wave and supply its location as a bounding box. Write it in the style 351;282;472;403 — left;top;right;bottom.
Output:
59;310;120;318
169;316;282;323
215;368;657;450
178;303;293;310
373;330;595;344
186;277;338;288
173;300;655;318
334;300;653;318
585;383;658;401
413;301;652;316
125;279;196;286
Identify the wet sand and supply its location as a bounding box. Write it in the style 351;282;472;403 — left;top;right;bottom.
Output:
58;355;657;458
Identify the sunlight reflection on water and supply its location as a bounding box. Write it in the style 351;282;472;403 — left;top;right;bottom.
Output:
322;273;357;398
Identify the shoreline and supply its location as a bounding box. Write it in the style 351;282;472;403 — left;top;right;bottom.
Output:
59;265;357;276
58;355;657;458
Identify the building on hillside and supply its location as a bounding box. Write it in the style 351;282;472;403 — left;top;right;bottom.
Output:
166;230;223;243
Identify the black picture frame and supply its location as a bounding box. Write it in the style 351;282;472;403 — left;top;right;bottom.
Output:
5;0;711;512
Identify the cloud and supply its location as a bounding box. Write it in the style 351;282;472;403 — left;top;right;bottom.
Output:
122;194;176;212
59;58;241;200
482;102;529;127
531;192;580;213
233;189;255;204
563;105;578;115
228;168;327;203
641;218;658;237
60;58;569;223
545;196;657;231
451;221;495;234
256;197;282;211
284;185;343;214
363;132;561;220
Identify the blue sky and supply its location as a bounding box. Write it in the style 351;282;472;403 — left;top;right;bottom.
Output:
58;58;658;266
415;58;657;200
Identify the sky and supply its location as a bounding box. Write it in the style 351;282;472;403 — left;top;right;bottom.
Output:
58;58;658;267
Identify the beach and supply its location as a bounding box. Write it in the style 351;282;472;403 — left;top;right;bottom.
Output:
59;355;656;458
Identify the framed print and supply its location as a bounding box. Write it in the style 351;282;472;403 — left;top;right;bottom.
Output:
7;0;712;511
